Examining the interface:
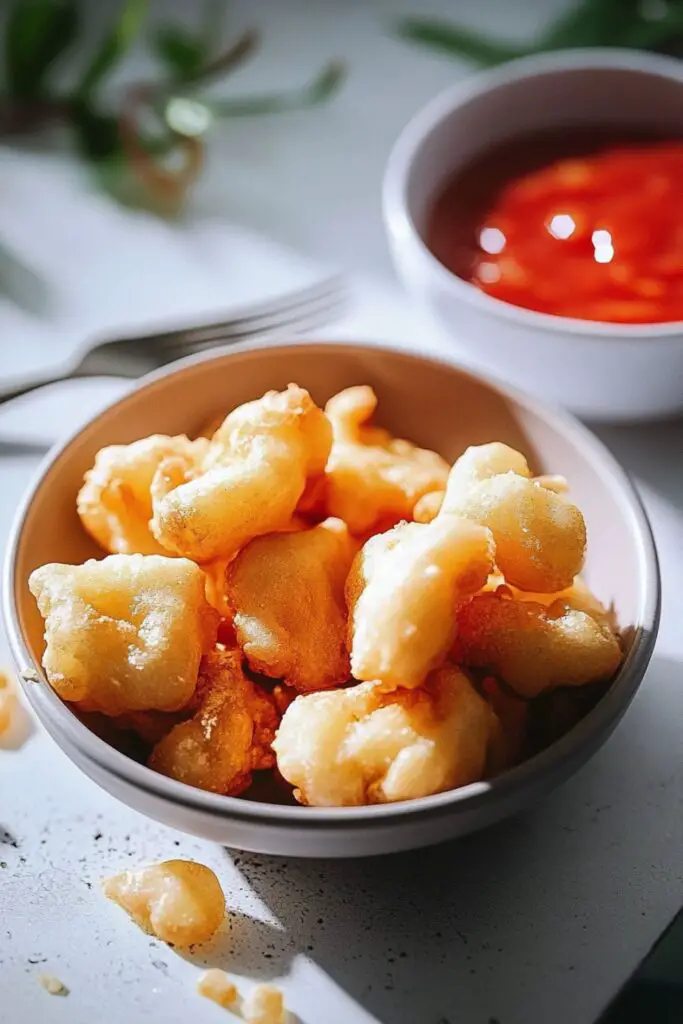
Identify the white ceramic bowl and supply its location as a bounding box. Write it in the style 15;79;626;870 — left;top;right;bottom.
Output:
3;341;660;857
383;49;683;422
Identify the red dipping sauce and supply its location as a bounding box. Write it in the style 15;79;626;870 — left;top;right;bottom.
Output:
427;128;683;324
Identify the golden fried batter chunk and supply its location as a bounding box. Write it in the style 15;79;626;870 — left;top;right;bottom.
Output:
150;385;332;563
102;859;225;946
480;676;529;773
77;435;208;555
346;516;494;690
413;471;567;526
149;648;278;795
442;442;586;592
28;554;217;715
320;386;449;535
412;490;445;524
456;592;622;698
273;664;498;806
112;709;191;747
202;559;231;617
490;574;615;628
226;518;356;693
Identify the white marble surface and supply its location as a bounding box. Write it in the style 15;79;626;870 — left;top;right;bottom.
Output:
2;2;683;1023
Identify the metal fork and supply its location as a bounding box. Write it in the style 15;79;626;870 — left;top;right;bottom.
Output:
0;276;347;406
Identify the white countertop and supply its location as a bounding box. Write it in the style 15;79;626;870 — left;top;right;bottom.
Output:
2;3;683;1023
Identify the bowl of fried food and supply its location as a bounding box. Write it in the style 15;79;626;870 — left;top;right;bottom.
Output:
4;341;659;857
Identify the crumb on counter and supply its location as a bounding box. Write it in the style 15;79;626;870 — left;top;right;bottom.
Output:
197;968;238;1008
38;974;69;996
102;859;225;947
243;983;285;1024
0;673;16;735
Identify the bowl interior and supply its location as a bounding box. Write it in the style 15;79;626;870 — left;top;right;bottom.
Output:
9;342;652;804
404;58;683;243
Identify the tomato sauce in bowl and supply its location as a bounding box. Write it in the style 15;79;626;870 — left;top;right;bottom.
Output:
427;127;683;324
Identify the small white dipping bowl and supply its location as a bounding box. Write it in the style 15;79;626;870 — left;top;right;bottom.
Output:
383;49;683;422
3;341;659;857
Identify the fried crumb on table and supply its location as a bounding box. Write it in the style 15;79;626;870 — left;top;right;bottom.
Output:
38;974;69;996
102;859;225;947
243;983;285;1024
0;672;16;735
197;968;238;1009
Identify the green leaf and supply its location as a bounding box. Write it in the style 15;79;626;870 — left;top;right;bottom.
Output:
539;0;642;49
154;25;206;81
395;18;522;66
193;60;345;120
70;101;122;161
75;0;148;101
5;0;79;99
397;1;683;68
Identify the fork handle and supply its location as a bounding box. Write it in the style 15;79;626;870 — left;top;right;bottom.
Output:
0;368;78;407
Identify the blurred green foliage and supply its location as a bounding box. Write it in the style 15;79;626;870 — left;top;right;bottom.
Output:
397;0;683;66
0;0;345;213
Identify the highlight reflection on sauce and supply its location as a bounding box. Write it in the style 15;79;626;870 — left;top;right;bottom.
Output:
428;129;683;324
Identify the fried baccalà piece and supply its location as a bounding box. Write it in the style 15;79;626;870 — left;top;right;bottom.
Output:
226;518;356;692
77;435;208;555
273;664;498;806
456;591;622;698
28;554;217;715
489;574;616;629
149;385;332;562
320;386;449;534
346;516;494;690
413;473;567;526
441;442;586;592
149;647;278;795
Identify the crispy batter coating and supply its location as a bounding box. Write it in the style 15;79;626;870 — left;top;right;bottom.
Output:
480;676;529;773
113;709;191;747
226;518;356;693
149;647;279;795
413;490;445;524
149;385;332;562
442;442;586;592
347;516;494;690
28;554;217;715
412;472;568;527
319;386;449;535
490;574;615;628
77;435;208;555
102;859;225;946
273;664;498;806
202;559;231;617
456;592;622;698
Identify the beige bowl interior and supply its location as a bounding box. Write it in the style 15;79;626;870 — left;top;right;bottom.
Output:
12;342;647;707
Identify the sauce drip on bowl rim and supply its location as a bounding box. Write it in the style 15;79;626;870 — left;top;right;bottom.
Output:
428;127;683;325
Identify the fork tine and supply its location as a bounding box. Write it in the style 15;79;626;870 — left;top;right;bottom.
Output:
177;296;348;357
134;275;347;351
159;280;348;353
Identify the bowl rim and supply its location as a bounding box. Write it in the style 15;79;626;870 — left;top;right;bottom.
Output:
383;46;683;339
3;337;661;829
